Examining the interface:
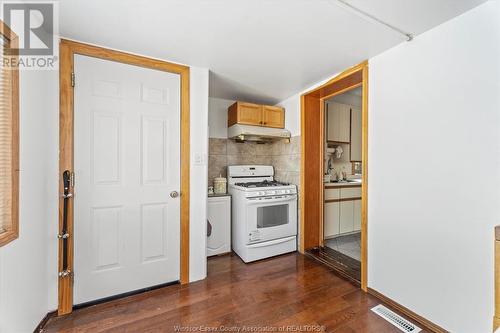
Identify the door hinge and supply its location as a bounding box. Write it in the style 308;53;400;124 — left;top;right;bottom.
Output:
71;72;75;87
57;233;69;239
58;270;72;278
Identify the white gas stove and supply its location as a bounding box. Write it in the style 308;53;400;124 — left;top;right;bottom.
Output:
228;165;297;263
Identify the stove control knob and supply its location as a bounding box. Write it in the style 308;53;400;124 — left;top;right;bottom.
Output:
269;191;276;195
259;191;265;196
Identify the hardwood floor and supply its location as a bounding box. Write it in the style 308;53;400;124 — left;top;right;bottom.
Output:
43;253;428;332
306;247;361;283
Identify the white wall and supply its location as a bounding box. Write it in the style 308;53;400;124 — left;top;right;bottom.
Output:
208;97;233;138
189;67;209;281
0;68;57;332
275;95;301;137
368;2;499;331
275;2;500;331
276;76;336;137
47;60;60;316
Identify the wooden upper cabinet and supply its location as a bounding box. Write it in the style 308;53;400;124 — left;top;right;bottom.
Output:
228;102;285;128
262;105;285;128
327;102;351;143
350;107;362;162
228;102;263;126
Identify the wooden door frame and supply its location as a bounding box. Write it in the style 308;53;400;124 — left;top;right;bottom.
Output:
300;61;368;290
58;39;190;315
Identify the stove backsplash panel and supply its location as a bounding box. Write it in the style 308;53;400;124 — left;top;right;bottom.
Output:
208;136;301;189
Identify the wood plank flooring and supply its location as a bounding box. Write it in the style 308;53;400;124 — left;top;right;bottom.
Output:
306;247;361;283
43;253;428;332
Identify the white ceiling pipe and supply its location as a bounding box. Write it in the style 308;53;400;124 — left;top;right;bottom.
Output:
333;0;414;41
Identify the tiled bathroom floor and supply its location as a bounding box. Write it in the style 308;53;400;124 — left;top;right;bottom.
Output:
324;232;361;261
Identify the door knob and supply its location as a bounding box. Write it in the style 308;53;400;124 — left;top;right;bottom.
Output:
170;191;179;198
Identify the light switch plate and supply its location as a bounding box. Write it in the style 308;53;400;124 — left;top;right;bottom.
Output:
193;152;207;165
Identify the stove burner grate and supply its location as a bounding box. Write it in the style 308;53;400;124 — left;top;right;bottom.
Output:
234;180;290;188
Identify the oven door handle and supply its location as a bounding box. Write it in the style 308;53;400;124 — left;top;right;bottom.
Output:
246;195;297;204
247;236;296;248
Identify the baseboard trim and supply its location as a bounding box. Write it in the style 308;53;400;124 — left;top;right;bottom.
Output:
367;287;448;333
73;280;179;310
33;310;57;333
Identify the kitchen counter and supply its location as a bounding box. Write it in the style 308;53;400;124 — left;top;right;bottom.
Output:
324;181;362;188
208;193;231;198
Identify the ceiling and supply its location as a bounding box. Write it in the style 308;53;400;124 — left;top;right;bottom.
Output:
59;0;486;104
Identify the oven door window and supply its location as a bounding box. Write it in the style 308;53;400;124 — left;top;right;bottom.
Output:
257;204;289;228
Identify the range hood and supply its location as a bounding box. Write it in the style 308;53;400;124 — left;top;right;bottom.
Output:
228;124;291;143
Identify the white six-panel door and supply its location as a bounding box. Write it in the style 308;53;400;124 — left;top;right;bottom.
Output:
73;55;181;304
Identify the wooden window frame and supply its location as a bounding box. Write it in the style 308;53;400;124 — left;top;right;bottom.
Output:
0;20;19;247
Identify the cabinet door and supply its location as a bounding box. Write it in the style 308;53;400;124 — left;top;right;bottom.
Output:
339;200;354;234
263;105;285;128
353;199;361;231
324;188;340;200
340;187;361;199
350;107;362;162
324;202;340;238
238;102;263;126
228;102;263;126
327;103;340;142
338;104;351;143
327;102;351;143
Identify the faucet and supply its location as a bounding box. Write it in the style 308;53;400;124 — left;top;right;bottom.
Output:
327;156;334;175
